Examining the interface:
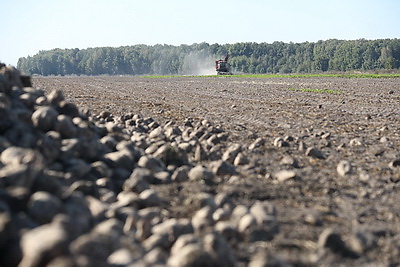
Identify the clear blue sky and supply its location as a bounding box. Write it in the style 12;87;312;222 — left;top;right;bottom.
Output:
1;0;399;66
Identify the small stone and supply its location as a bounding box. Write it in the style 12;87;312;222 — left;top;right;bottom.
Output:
337;160;352;176
321;132;331;139
31;106;58;132
274;170;297;182
1;146;41;166
168;244;213;267
194;144;208;161
90;161;113;180
203;232;236;266
170;234;199;256
37;132;61;164
70;219;123;265
47;89;65;106
105;122;122;133
145;143;160;155
304;212;323;226
210;160;237;175
0;147;44;188
148;127;165;140
305;147;325;159
171;166;190;182
143;247;168;265
379;126;389;132
238;214;257;233
249;137;265;150
19;93;35;108
280;155;298;167
57;101;80;117
5;121;36;148
104;149;135;170
139;189;163;207
348;231;376;254
95;218;124;236
207;134;222;145
55;114;77;138
164;125;182;139
358;170;371;182
85;196;107;220
28;191;62;224
123;168;153;192
154;171;171;184
298;141;307;151
208;144;223;161
63;195;92;238
214;221;240;245
273;137;289;147
212;208;231;222
389;159;400;169
142;233;170;251
249;201;277;224
19;223;68;267
178;142;193;153
137;155;166;172
64;158;91;179
152;143;186;166
107;248;136;266
233;152;249;166
188;165;214;184
231;205;249;221
222;144;241;163
153;218;193;242
318;228;358;258
349;138;362;146
192;206;214;232
380;136;389;143
135;220;153;241
283;135;295;142
191;127;207;139
228;175;241;183
215;193;233;209
100;136;118;150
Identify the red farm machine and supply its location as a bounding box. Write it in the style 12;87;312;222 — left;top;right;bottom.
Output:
215;54;232;75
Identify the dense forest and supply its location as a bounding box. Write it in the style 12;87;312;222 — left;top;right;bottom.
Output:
17;39;400;76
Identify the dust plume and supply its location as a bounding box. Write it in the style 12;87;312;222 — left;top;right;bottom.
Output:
180;51;216;75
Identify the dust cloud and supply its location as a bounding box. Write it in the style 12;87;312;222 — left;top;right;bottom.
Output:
180;51;216;75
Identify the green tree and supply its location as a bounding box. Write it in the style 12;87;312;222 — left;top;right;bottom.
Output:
17;39;400;76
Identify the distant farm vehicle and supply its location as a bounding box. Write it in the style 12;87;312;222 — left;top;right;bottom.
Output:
215;54;232;75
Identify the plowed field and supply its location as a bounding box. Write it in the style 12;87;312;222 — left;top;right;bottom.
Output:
33;75;400;265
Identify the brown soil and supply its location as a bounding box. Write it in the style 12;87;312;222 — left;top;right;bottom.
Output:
33;75;400;265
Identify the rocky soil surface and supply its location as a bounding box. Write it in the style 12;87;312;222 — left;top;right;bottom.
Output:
1;68;399;266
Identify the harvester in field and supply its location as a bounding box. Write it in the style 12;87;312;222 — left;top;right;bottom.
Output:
215;54;232;75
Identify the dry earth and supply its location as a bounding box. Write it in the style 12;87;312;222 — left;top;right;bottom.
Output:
32;75;400;266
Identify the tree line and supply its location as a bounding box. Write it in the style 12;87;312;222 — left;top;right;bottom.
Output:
17;39;400;76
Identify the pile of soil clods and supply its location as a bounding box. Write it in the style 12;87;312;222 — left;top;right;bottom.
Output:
1;65;400;267
0;65;278;266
